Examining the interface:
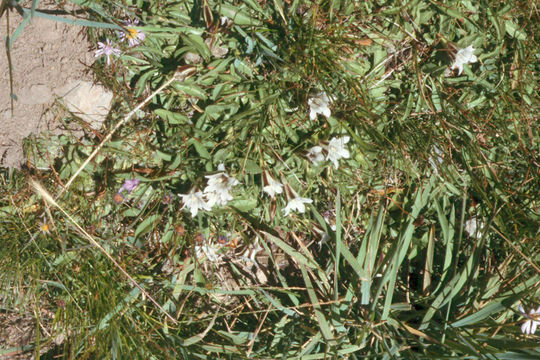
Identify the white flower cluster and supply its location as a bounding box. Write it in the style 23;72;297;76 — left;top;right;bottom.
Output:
179;165;239;217
179;91;349;219
261;172;312;217
307;136;351;169
204;171;240;207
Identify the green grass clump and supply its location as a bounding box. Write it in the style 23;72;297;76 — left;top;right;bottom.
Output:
1;0;539;358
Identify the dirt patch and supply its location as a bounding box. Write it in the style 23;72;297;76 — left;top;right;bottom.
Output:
0;1;98;168
0;311;36;359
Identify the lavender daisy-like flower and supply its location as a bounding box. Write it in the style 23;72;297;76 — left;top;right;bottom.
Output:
94;39;121;65
119;179;140;194
39;217;50;234
119;19;146;47
519;304;540;335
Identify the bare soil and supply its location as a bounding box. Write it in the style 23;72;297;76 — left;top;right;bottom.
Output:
0;1;95;168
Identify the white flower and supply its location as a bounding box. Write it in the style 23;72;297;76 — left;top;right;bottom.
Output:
519;305;540;335
307;146;324;165
195;242;224;262
282;197;313;216
263;175;283;198
451;45;477;75
308;92;331;120
464;217;485;239
204;170;239;207
325;136;350;169
119;19;146;47
179;190;211;217
94;39;121;65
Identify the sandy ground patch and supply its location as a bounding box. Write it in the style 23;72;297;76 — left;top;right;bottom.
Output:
0;1;101;168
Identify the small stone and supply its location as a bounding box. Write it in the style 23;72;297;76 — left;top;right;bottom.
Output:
184;52;202;64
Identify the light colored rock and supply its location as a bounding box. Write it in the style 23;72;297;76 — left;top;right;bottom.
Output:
184;52;202;64
55;80;113;130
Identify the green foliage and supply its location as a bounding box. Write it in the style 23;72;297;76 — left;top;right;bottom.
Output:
1;0;539;358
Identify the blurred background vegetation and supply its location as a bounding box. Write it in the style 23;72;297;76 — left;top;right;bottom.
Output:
1;0;539;358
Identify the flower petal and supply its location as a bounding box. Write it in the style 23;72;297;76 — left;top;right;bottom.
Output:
321;107;331;118
531;321;538;335
522;320;531;334
310;109;317;120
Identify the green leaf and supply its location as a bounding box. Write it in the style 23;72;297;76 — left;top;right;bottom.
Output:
234;59;254;77
182;33;212;61
22;8;122;30
243;159;262;174
155;109;190;125
230;198;258;212
299;265;335;345
219;4;262;26
452;302;504;328
97;288;140;330
381;180;433;320
172;81;207;100
155;150;172;162
134;214;161;238
505;20;527;40
189;138;211;159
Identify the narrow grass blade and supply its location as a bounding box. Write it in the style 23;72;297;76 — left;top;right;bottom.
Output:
183;307;219;346
299;264;335;345
262;231;318;269
423;225;435;293
360;203;385;304
22;8;122;30
381;181;433;320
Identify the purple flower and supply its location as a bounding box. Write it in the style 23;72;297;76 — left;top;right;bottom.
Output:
119;179;140;194
94;39;121;65
217;235;229;245
519;304;540;335
119;19;146;47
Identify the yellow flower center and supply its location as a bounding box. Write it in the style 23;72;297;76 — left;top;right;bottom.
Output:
40;223;50;233
127;28;139;39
